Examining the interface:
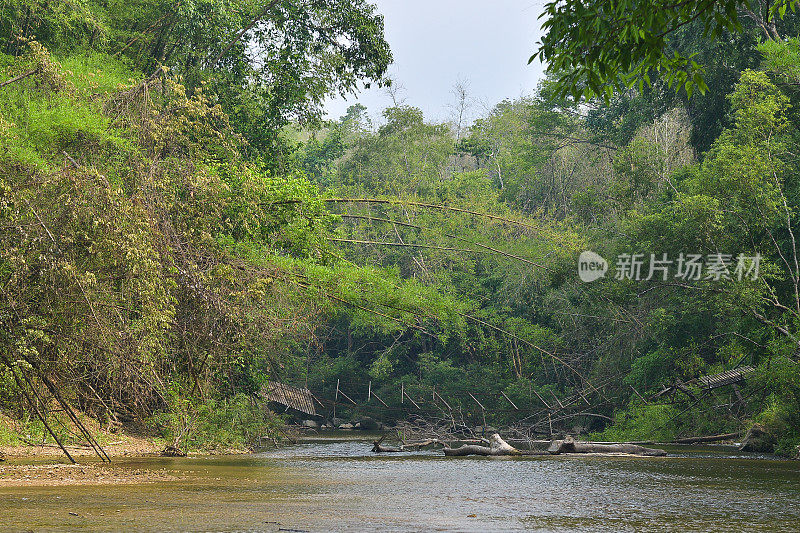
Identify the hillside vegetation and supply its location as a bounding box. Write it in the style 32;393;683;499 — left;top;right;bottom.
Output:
1;1;799;456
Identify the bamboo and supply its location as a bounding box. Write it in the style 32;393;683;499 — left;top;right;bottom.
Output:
6;361;75;464
339;214;547;269
370;390;389;408
337;388;358;406
402;390;421;410
0;68;37;88
329;237;486;253
325;198;541;232
501;391;519;410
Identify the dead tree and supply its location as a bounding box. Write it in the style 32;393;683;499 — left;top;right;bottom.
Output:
547;436;666;456
443;434;546;456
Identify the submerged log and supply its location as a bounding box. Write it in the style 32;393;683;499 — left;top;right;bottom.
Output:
372;436;448;453
371;435;400;453
548;436;666;456
373;443;403;453
401;438;447;450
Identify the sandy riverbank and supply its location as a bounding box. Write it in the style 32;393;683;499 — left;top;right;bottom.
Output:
0;462;182;486
0;432;163;460
0;430;181;486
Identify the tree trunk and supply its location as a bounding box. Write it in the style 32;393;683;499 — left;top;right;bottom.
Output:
443;434;546;456
673;431;742;444
373;433;668;457
548;436;666;456
372;435;405;453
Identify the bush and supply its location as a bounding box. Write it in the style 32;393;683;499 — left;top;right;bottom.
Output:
757;396;800;457
150;386;283;452
592;403;680;442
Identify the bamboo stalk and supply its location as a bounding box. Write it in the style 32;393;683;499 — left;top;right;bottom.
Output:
339;213;548;269
329;237;486;253
0;68;37;88
3;358;75;464
325;198;541;232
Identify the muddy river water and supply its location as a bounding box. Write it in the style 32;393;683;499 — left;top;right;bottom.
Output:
2;436;800;532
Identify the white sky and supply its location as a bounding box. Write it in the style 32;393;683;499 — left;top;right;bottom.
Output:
324;0;548;125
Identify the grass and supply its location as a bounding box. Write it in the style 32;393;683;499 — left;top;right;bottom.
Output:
0;50;136;175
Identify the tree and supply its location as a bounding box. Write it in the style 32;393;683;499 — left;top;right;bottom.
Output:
533;0;799;100
0;0;393;163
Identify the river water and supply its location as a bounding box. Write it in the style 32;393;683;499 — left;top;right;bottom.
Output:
2;436;800;532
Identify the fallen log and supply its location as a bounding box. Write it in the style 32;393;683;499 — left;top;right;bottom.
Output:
161;445;187;457
371;435;432;453
371;435;402;453
673;431;742;444
548;436;666;456
372;436;449;452
401;438;446;450
443;434;546;456
373;443;403;453
373;433;668;457
443;444;498;456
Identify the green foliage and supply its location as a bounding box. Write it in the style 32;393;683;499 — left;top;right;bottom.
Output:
5;1;800;456
152;386;282;450
593;403;681;442
0;41;339;446
534;0;798;101
625;349;675;392
336;105;454;197
0;421;22;446
760;37;800;84
0;0;392;166
757;394;800;455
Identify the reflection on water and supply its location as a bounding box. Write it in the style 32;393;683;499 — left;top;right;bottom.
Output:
2;439;799;532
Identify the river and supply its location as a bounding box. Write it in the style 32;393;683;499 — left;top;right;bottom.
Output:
2;436;799;532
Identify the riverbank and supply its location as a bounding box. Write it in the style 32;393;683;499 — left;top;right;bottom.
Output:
0;426;180;486
0;462;182;487
0;431;162;460
0;409;258;462
0;421;252;487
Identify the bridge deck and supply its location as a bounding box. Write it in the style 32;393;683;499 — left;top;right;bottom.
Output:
262;381;316;416
698;366;754;390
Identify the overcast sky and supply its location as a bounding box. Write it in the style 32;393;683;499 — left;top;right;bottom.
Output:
324;0;548;125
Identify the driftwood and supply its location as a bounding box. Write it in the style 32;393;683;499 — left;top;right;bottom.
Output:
371;433;667;457
673;431;742;444
372;436;402;453
161;445;187;457
443;434;546;456
372;435;445;453
548;436;666;456
401;438;444;449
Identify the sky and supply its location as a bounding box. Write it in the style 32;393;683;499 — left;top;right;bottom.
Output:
323;0;548;126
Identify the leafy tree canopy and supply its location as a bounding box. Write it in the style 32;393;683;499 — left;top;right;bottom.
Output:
1;0;393;162
533;0;798;100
